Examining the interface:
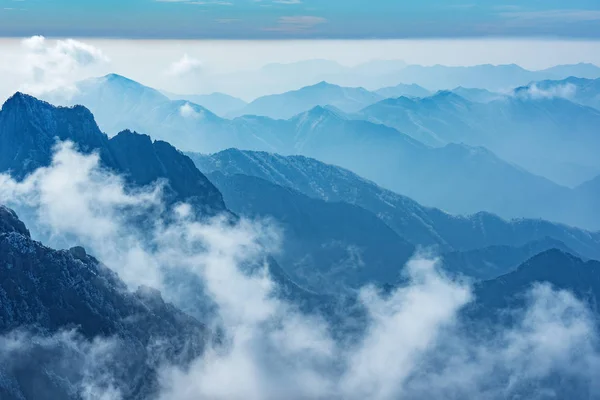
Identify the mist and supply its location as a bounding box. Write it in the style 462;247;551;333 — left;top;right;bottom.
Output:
1;142;599;399
2;37;600;102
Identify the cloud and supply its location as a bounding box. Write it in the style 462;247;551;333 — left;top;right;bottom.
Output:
0;330;123;400
18;36;109;96
179;102;205;118
403;283;600;399
515;83;577;100
264;16;327;33
339;257;471;399
0;141;165;288
166;53;203;76
273;0;302;4
1;143;600;399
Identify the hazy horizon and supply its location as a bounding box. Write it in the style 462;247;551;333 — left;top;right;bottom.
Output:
1;37;600;101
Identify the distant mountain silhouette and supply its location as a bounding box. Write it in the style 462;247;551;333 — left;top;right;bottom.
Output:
357;90;600;186
374;83;431;99
162;90;247;116
32;75;600;228
450;86;506;103
515;76;600;110
230;81;383;119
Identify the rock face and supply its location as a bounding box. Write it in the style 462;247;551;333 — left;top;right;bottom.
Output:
0;92;114;180
0;206;206;400
0;205;30;238
0;93;226;216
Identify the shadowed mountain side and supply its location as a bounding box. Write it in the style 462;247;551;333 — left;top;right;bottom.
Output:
472;249;600;319
0;93;227;216
192;149;600;261
441;237;577;281
0;205;206;400
207;172;415;292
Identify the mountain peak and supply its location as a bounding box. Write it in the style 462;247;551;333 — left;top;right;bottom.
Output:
302;105;346;120
0;205;30;238
1;91;97;127
91;73;163;98
306;81;338;90
103;73;135;83
113;129;153;143
432;90;464;100
513;248;585;275
1;91;45;111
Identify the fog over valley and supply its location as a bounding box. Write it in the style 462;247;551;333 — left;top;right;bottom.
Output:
1;29;600;400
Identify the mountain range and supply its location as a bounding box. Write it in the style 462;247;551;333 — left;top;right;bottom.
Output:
2;204;600;399
3;78;600;399
208;171;415;292
230;81;384;119
27;77;600;230
43;73;600;191
4;93;600;285
0;92;226;217
190;149;600;267
161;90;247;117
514;76;600;110
202;60;600;99
357;89;600;186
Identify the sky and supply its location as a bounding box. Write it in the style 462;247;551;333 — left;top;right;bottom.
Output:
1;0;600;39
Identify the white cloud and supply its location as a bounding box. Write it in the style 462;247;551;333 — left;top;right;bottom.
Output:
179;102;204;118
18;36;109;96
340;257;471;399
516;83;577;100
0;141;165;288
166;53;203;76
1;143;600;399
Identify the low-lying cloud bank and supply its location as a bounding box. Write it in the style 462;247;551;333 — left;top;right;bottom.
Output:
1;142;599;399
515;82;577;100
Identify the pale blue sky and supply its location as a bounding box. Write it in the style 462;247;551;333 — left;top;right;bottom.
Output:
1;0;600;38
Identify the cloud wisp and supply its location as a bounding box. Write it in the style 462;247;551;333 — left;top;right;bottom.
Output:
179;102;205;118
18;36;109;97
166;53;203;76
1;142;600;399
515;83;577;100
